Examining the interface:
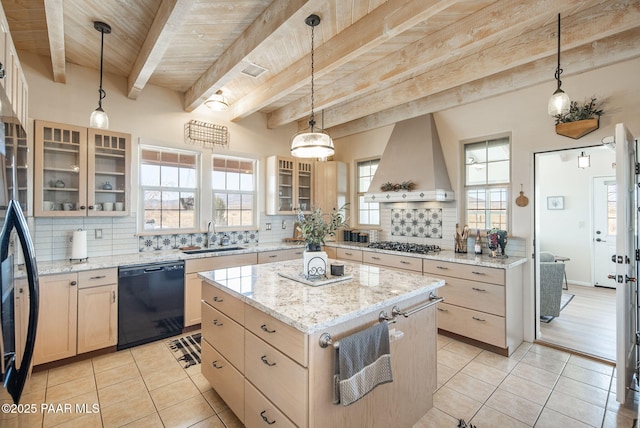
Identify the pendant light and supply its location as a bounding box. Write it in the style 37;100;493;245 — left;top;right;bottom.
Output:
548;13;570;116
577;151;590;168
90;21;111;129
205;90;229;111
290;14;334;159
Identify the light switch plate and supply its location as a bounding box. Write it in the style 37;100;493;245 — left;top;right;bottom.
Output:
95;229;103;239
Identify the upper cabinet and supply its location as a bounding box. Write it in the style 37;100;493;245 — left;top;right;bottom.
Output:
34;120;131;217
0;4;28;127
266;156;313;215
313;161;347;214
3;123;30;214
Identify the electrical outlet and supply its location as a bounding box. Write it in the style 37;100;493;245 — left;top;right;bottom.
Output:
282;220;286;229
95;229;103;239
266;223;271;230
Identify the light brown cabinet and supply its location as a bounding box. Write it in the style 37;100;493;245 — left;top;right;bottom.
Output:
3;122;30;214
313;161;347;213
257;247;304;264
77;269;118;354
0;5;28;127
34;120;131;217
266;156;313;215
363;251;422;273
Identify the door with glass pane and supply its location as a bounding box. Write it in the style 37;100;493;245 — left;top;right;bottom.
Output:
296;160;313;212
87;129;130;216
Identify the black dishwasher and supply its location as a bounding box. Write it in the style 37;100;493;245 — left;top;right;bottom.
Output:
117;260;185;350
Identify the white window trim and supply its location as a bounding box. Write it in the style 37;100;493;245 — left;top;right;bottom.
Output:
354;156;381;228
212;154;258;230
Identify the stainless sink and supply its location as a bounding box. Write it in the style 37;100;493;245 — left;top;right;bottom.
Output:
182;246;244;254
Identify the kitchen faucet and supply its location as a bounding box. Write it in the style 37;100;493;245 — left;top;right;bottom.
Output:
206;220;215;248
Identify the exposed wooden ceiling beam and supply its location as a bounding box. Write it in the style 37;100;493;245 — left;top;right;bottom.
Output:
329;27;640;138
127;0;191;99
267;0;600;129
318;1;640;130
44;0;66;83
230;0;457;121
183;0;315;112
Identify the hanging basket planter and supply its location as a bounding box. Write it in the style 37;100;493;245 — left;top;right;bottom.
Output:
555;118;599;139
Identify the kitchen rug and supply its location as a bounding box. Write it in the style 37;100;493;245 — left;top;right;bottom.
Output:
168;333;202;368
540;293;574;323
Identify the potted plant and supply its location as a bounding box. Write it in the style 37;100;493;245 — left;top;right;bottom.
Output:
554;97;604;139
296;205;348;251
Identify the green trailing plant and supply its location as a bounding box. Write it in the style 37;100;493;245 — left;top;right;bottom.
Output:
554;96;603;125
296;204;349;247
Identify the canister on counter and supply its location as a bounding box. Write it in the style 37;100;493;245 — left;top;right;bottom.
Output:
359;233;369;243
350;230;360;242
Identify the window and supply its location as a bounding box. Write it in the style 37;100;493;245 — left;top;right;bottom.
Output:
357;158;380;226
464;137;510;230
212;155;257;228
140;146;199;231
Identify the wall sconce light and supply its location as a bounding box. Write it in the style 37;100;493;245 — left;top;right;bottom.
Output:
89;21;111;129
578;151;590;168
548;13;570;116
205;90;229;111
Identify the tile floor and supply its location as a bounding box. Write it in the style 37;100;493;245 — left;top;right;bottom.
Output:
1;333;637;427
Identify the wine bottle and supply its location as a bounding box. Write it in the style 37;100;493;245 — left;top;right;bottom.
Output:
474;229;482;254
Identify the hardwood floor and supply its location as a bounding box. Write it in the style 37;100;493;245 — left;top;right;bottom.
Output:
539;284;616;362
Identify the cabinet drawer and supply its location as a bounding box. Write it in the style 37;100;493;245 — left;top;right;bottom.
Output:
245;304;307;366
78;268;117;288
258;248;304;264
202;282;244;324
185;253;257;274
423;259;504;285
201;304;244;372
245;332;308;428
201;339;244;423
336;248;363;262
244;380;297;428
364;251;422;273
438;277;505;316
437;302;506;347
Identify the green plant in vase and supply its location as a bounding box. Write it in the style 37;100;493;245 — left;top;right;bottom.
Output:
296;204;349;251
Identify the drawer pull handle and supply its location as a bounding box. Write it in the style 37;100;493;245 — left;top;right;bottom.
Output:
260;355;276;367
212;296;224;302
212;319;223;327
472;316;486;322
269;254;278;258
260;324;276;334
70;281;77;286
90;275;106;280
211;360;223;369
372;256;380;260
436;266;448;270
112;291;116;303
260;410;276;425
345;252;353;255
400;260;410;264
471;271;486;275
472;287;487;292
437;308;448;312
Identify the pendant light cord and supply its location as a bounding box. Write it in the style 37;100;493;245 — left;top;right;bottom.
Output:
98;27;106;108
309;23;316;131
554;13;563;91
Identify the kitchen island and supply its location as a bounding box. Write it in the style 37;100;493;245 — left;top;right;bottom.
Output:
199;259;445;428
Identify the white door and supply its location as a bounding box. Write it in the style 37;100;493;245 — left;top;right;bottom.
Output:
615;123;638;404
593;177;617;288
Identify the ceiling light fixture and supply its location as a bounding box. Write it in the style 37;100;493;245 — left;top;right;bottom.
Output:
205;90;229;111
89;21;111;129
548;13;570;116
578;151;590;168
290;14;334;159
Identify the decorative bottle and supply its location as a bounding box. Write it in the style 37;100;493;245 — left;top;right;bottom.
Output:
474;229;483;255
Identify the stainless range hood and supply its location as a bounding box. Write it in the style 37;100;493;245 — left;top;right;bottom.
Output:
364;114;454;203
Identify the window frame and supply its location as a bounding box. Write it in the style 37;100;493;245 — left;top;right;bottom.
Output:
211;154;258;230
462;135;511;231
138;145;201;233
355;157;381;227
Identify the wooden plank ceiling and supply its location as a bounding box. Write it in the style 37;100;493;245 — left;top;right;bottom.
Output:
4;0;640;138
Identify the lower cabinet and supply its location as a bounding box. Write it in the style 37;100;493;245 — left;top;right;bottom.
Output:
77;269;118;354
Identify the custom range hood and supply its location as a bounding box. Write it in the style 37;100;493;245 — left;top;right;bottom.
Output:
364;114;454;203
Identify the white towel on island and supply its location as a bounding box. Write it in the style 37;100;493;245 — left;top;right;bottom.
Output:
333;322;393;406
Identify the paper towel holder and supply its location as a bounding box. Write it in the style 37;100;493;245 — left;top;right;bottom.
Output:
70;228;88;263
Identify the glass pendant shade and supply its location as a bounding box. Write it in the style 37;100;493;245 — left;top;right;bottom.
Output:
548;88;571;116
290;129;335;158
577;151;590;168
90;107;109;129
205;90;229;111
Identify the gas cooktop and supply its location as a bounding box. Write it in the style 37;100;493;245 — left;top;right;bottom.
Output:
367;241;441;254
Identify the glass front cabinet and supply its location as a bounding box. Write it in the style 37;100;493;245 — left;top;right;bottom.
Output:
34;120;130;217
266;156;313;215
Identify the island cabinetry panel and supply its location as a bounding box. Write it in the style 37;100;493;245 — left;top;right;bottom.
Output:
201;278;245;324
244;380;297;428
335;248;363;263
363;251;422;273
201;338;245;422
245;331;308;428
258;248;304;264
201;304;244;372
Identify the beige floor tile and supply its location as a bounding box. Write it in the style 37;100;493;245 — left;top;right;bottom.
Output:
413;406;458;428
183;361;203;377
442;339;483;360
202;388;229;413
121;411;164;427
562;364;612;390
437;363;458;389
14;410;44;428
149;377;200;410
134;351;181;377
433;385;482;422
46;412;102;428
92;349;134;373
521;351;567;374
158;394;215;428
554;376;608;407
94;361;141;389
535;407;594;428
602;409;636;428
189;371;213;393
606;392;639;420
46;359;94;387
485;388;542;425
545;389;605;427
141;361;189;391
445;372;496;403
471;405;530;428
567;354;615;376
98;377;148;408
42;390;99;428
189;414;227;428
26;370;48;393
460;361;508;386
130;341;174;361
473;349;520;373
529;344;571;362
437;334;453;350
44;374;96;403
437;348;474;371
499;374;552;406
511;362;560;389
101;391;156;427
19;385;47;406
217;407;244;428
511;341;533;359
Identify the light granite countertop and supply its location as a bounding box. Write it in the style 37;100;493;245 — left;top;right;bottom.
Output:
199;259;445;334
